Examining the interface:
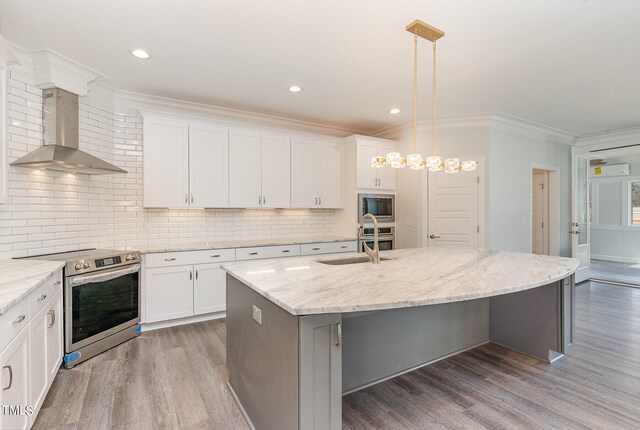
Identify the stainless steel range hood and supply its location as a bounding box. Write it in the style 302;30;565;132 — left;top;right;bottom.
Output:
10;88;127;175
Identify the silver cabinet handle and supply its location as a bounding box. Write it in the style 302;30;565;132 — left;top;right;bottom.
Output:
281;249;290;253
37;294;47;302
190;194;194;204
189;271;193;281
319;197;322;205
47;310;55;328
249;252;259;256
263;196;266;205
164;258;176;262
340;245;348;249
195;270;199;280
13;315;25;325
258;195;261;205
312;247;321;251
211;254;221;258
429;234;441;239
54;280;61;286
2;366;12;391
335;322;342;347
185;194;188;203
315;197;318;205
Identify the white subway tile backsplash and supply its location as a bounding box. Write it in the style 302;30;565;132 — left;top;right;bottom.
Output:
1;67;337;258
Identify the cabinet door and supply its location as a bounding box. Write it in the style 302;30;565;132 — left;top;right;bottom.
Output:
317;143;341;208
229;130;262;208
145;266;194;323
261;134;291;208
356;139;378;189
46;291;63;383
143;118;190;208
29;308;48;418
193;263;226;315
291;139;318;208
0;328;29;430
376;143;397;190
190;124;229;208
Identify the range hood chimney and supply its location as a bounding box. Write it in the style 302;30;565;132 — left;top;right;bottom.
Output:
10;88;127;175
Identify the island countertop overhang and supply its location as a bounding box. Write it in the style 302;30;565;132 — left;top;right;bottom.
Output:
221;247;579;316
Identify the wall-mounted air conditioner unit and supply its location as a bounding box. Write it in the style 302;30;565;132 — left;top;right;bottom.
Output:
589;163;630;178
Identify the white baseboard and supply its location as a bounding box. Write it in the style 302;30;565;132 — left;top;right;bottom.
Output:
591;254;640;264
141;311;226;332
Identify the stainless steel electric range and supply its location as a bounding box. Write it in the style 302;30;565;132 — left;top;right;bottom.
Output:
23;249;141;368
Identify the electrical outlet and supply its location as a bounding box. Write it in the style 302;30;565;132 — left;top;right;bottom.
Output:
252;305;262;325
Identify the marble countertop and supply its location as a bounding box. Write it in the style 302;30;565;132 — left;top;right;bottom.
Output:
0;259;65;315
222;247;579;316
124;235;357;254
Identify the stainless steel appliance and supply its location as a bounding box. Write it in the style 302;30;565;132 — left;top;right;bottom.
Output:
358;193;395;223
359;226;395;252
24;249;140;368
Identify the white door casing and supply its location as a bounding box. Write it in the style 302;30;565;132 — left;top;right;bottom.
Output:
572;147;591;282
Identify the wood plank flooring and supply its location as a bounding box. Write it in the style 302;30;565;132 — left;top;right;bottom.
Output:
33;281;640;430
590;259;640;286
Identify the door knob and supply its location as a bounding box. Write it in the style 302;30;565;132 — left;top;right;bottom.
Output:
429;234;441;239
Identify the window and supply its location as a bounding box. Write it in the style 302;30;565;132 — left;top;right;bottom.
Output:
632;182;640;225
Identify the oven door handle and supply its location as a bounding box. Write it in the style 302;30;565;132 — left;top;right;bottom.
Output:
69;264;141;286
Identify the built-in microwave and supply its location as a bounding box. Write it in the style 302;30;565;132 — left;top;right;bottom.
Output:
358;193;395;223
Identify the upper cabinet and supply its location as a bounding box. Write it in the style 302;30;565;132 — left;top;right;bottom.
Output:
292;140;341;208
355;137;396;191
142;114;339;209
143;117;190;208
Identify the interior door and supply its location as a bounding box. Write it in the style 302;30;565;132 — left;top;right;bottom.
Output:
189;124;229;208
291;139;318;208
229;129;262;208
428;168;479;247
572;147;591;282
261;134;291;208
317;143;341;208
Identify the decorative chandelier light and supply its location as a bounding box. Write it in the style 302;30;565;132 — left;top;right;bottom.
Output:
372;20;476;173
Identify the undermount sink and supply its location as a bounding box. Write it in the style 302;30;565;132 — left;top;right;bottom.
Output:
317;256;395;265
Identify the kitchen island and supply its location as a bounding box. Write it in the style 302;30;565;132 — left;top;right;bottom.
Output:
222;247;578;430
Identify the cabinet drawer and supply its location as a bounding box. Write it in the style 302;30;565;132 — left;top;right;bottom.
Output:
0;297;29;353
28;271;61;317
236;245;301;261
145;248;235;268
300;241;357;256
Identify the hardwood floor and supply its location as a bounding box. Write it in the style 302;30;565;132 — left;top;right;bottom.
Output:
590;259;640;286
34;281;640;430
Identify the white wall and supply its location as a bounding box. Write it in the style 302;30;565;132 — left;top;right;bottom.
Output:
0;63;339;258
488;123;572;256
590;162;640;262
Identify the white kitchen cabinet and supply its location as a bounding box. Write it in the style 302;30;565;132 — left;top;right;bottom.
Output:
356;137;396;190
0;327;29;430
194;263;226;315
189;124;229;207
317;143;341;208
145;266;194;323
292;140;341;208
261;134;291;208
29;307;48;419
46;292;63;383
229;129;262;208
143;118;190;208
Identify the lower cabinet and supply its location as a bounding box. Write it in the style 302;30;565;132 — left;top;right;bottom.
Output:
145;266;195;323
0;327;30;430
193;263;226;315
46;292;63;383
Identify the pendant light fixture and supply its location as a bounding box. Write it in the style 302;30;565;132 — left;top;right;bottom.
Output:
373;20;476;173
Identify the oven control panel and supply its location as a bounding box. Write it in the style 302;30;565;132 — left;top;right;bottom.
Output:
95;256;122;268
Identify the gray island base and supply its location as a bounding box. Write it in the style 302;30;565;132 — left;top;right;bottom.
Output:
223;248;578;430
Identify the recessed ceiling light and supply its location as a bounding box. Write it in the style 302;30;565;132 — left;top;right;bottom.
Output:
288;85;302;93
389;108;400;114
130;49;151;59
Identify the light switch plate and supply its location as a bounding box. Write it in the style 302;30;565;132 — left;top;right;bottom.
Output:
252;305;262;325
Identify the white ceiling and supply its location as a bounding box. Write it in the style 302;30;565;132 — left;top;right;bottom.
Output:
1;0;639;135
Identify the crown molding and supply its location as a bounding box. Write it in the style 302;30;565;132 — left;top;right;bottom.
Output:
114;90;365;138
7;42;107;96
490;113;576;145
372;113;493;139
575;126;640;150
